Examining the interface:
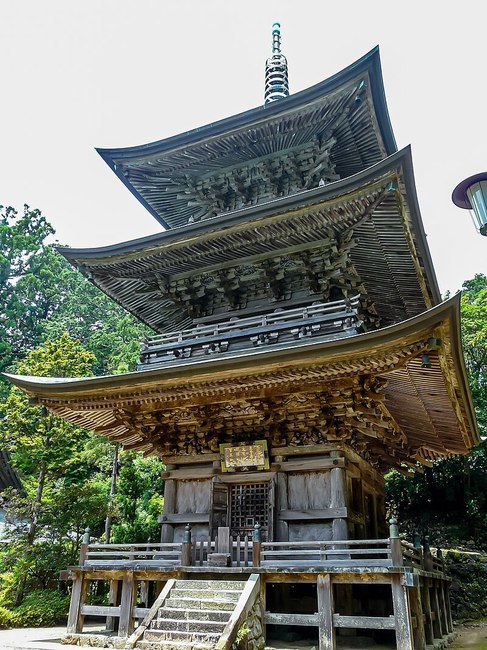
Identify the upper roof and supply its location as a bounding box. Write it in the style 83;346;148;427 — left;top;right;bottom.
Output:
97;47;396;229
60;147;440;333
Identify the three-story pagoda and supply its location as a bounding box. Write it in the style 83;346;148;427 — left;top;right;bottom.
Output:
6;27;478;650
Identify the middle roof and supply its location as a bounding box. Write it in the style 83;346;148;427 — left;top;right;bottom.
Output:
60;147;440;334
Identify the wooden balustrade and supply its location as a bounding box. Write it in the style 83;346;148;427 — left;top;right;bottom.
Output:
76;522;447;574
139;296;361;368
83;542;183;567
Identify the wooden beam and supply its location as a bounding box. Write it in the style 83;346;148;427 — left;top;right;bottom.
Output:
264;612;319;626
280;458;345;472
158;513;210;524
333;614;395;629
278;507;347;521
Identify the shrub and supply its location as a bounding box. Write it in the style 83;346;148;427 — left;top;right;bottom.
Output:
11;590;70;627
0;606;14;629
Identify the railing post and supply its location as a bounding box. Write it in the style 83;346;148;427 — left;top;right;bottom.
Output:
252;522;261;567
389;518;403;566
423;535;433;571
413;530;421;551
181;523;192;566
79;527;90;566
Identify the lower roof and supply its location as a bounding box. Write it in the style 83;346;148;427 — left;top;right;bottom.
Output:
4;295;478;473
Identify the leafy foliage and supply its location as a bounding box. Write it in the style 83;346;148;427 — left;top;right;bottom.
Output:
0;205;164;620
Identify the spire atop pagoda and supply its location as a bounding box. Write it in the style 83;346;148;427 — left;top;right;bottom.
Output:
264;22;289;104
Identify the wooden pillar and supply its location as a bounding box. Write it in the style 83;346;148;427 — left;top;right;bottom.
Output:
421;578;434;646
391;575;413;650
118;573;136;637
409;585;427;650
276;471;289;542
317;574;335;650
67;573;89;634
330;466;347;541
431;580;444;639
437;580;449;636
160;479;176;543
443;582;453;633
105;579;120;632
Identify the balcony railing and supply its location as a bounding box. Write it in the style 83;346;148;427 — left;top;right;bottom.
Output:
139;296;362;369
76;521;445;574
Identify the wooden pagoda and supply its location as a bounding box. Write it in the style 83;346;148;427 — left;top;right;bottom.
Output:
5;39;478;650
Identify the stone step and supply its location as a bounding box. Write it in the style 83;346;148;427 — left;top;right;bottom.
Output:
144;628;221;643
173;579;246;591
150;618;226;633
165;596;236;611
169;588;241;601
137;641;213;650
157;606;231;622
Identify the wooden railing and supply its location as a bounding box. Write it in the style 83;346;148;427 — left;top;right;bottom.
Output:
76;521;445;573
257;539;392;568
83;542;183;567
139;296;362;369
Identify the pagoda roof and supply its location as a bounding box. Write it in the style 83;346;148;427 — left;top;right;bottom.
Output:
59;147;440;333
97;47;396;229
4;295;479;472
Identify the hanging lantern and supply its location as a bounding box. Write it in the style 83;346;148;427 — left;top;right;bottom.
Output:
452;173;487;236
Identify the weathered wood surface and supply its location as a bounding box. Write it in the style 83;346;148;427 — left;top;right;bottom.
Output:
317;574;335;650
264;612;318;626
278;507;347;521
333;614;395;629
118;574;136;637
66;574;88;634
391;574;414;650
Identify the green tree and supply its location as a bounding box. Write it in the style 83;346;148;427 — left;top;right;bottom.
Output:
0;205;54;386
111;453;164;544
0;334;109;602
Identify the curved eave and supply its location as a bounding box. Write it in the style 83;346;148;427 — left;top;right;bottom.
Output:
58;147;441;329
96;47;396;228
3;295;479;452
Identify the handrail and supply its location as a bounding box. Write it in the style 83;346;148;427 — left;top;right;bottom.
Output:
124;578;175;649
215;574;261;650
143;296;360;347
85;542;183;566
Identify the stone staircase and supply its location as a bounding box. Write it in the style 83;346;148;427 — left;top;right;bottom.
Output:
136;579;247;649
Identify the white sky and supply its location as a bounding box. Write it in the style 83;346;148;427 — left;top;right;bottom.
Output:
1;0;485;294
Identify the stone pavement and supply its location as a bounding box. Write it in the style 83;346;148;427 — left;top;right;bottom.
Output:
0;624;103;650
